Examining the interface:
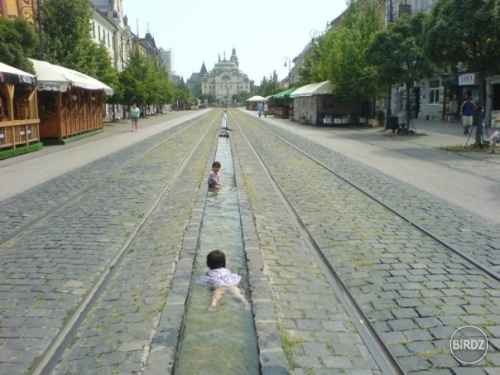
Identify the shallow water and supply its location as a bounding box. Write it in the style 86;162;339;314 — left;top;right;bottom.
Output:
174;136;259;375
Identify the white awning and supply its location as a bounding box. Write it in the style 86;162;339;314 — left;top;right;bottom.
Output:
0;62;36;85
29;58;113;95
246;95;267;102
290;81;332;98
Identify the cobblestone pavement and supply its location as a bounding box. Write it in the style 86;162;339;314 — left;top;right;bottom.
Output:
229;110;499;374
0;113;220;374
1;108;499;375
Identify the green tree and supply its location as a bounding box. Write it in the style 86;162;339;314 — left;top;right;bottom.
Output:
90;40;119;90
41;0;94;73
321;0;384;112
368;12;434;127
297;43;324;87
424;0;500;145
120;45;149;107
145;60;174;107
258;71;280;97
0;17;38;73
172;79;193;109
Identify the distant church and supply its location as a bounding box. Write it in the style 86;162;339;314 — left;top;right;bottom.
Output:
200;47;251;105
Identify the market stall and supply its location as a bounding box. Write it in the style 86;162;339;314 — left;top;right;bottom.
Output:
245;95;267;110
0;62;40;152
291;81;358;125
29;59;113;142
270;88;295;119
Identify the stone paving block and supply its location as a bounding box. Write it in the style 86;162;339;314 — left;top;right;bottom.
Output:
453;368;489;374
388;318;418;331
392;308;418;319
322;355;354;369
398;355;431;372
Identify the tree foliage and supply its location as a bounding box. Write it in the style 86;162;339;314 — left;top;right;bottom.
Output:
424;0;500;95
322;0;384;104
90;40;119;91
368;12;434;87
258;71;280;97
424;0;500;145
41;0;95;72
368;12;435;124
0;17;39;73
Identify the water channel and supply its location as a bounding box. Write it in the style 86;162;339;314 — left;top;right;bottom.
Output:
173;128;260;374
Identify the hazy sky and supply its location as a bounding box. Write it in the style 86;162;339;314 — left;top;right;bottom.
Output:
122;1;347;83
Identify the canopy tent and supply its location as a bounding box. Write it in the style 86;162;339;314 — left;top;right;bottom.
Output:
29;59;113;95
0;62;36;86
246;95;267;102
290;81;332;98
268;88;295;119
29;59;112;141
272;88;295;100
0;62;40;152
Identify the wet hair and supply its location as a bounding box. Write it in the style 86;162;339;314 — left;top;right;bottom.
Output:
212;161;221;168
206;250;226;269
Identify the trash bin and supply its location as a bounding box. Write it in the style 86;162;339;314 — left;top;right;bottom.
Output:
387;116;399;131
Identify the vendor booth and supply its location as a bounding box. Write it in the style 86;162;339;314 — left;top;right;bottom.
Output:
0;62;40;152
291;81;358;125
270;88;294;119
29;59;113;142
246;95;267;110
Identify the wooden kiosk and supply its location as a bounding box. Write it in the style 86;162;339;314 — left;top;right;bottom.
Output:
0;62;40;152
29;59;113;142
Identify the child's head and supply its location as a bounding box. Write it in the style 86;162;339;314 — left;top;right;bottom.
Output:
206;250;226;269
212;161;221;171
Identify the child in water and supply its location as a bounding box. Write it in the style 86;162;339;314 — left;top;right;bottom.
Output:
207;161;223;188
203;250;249;312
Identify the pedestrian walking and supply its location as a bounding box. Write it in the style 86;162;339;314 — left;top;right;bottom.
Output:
257;102;263;118
460;96;475;135
264;102;268;118
130;103;140;132
201;250;249;312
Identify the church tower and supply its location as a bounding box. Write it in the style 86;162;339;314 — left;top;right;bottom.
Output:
230;47;239;68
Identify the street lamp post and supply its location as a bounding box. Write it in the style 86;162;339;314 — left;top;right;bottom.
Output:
386;0;394;128
283;57;291;88
36;0;44;59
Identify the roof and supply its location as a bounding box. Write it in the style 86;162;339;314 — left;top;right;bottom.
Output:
246;95;267;102
29;59;113;95
0;62;36;85
272;88;295;100
290;81;332;98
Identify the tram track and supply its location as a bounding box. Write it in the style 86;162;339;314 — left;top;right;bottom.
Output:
231;110;499;281
229;109;499;374
0;111;221;374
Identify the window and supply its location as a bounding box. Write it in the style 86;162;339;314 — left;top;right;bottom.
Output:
429;80;440;104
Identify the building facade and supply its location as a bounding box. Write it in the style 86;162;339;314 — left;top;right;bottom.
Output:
91;0;133;73
201;48;251;106
0;0;38;25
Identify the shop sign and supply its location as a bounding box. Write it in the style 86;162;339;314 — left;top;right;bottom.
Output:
491;110;500;128
459;73;476;86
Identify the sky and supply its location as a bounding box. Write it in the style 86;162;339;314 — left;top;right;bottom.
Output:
122;0;348;83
